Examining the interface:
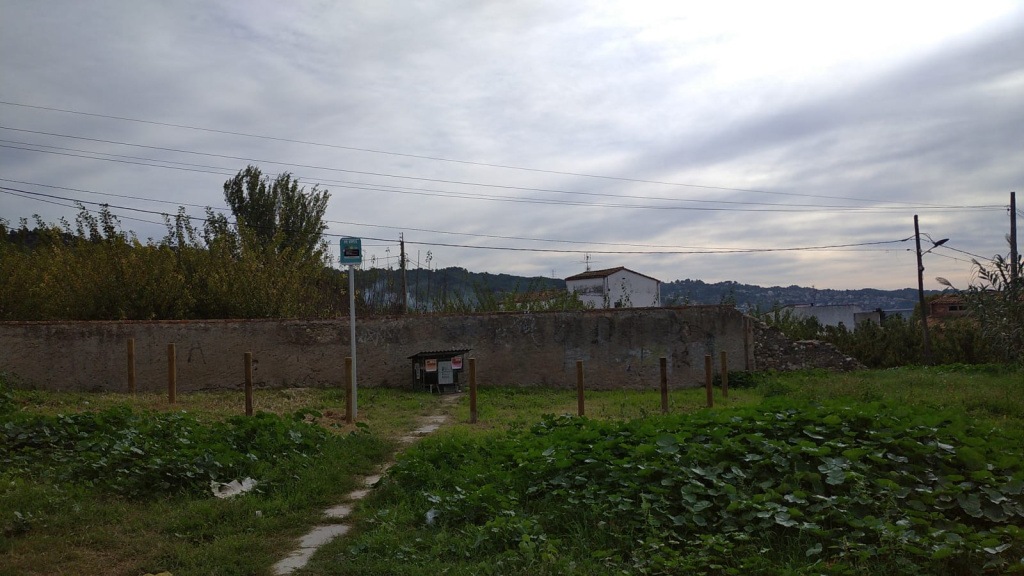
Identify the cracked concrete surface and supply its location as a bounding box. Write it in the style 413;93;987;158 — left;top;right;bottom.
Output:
272;393;460;575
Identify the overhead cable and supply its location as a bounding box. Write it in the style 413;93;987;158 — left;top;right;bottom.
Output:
2;186;916;256
1;126;997;212
0;99;965;206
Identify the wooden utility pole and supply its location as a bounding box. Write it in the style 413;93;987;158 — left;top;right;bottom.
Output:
1011;192;1018;280
915;215;933;366
400;233;408;314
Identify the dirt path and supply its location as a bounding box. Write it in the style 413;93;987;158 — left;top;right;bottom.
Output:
272;393;462;575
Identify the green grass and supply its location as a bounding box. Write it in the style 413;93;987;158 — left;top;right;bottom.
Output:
446;385;758;432
3;385;450;441
758;365;1024;435
2;365;1022;575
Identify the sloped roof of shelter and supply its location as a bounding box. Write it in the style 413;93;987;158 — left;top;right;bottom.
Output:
930;294;966;305
565;266;661;283
407;349;471;360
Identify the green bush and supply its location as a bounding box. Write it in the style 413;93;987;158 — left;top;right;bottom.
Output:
757;307;1004;368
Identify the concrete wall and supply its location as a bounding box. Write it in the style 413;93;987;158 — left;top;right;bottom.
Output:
0;306;753;392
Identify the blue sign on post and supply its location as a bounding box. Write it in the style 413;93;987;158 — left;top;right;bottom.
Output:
340;238;362;265
340;237;362;418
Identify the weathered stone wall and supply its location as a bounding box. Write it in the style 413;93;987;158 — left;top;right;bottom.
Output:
0;306;758;392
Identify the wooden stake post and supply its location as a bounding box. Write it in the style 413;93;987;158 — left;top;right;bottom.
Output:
469;358;478;424
705;354;713;408
720;351;729;398
660;357;668;414
127;338;136;394
167;343;176;404
244;352;254;416
576;360;585;417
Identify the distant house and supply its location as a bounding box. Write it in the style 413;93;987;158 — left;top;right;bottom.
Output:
565;267;661;308
785;304;880;328
854;309;883;326
929;295;969;320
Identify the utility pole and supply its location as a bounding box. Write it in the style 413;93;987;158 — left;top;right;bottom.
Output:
400;233;408;314
1011;192;1018;280
915;215;933;366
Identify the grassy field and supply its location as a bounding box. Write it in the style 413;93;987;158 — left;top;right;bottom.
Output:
1;365;1022;575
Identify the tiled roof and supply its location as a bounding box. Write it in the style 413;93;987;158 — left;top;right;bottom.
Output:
930;295;965;305
565;267;660;283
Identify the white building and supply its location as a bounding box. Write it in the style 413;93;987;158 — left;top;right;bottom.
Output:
784;304;880;328
565;267;661;308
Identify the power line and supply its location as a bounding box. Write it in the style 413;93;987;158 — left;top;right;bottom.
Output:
1;126;999;212
9;137;1003;213
5;178;925;252
0;99;965;206
2;140;1003;214
2;177;850;248
399;237;913;255
8;177;841;249
0;178;217;211
0;138;239;175
0;142;234;178
2;138;943;211
939;244;993;261
927;251;977;265
2;185;917;256
0;186;392;242
0;188;187;230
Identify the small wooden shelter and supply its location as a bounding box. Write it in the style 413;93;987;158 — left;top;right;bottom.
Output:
408;349;470;394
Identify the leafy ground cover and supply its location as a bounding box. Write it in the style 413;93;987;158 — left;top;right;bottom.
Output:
2;366;1021;575
0;376;408;576
2;407;334;498
303;367;1024;576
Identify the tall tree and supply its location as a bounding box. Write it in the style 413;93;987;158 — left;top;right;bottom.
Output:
222;165;330;258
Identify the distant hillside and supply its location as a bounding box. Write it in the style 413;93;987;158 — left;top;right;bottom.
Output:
354;266;564;311
355;266;934;313
660;279;931;312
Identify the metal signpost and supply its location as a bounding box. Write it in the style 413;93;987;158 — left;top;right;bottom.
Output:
340;238;362;418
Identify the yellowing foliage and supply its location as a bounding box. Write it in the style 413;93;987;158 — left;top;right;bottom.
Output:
0;207;343;320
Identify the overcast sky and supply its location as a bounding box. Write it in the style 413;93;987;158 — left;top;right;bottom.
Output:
1;1;1022;291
